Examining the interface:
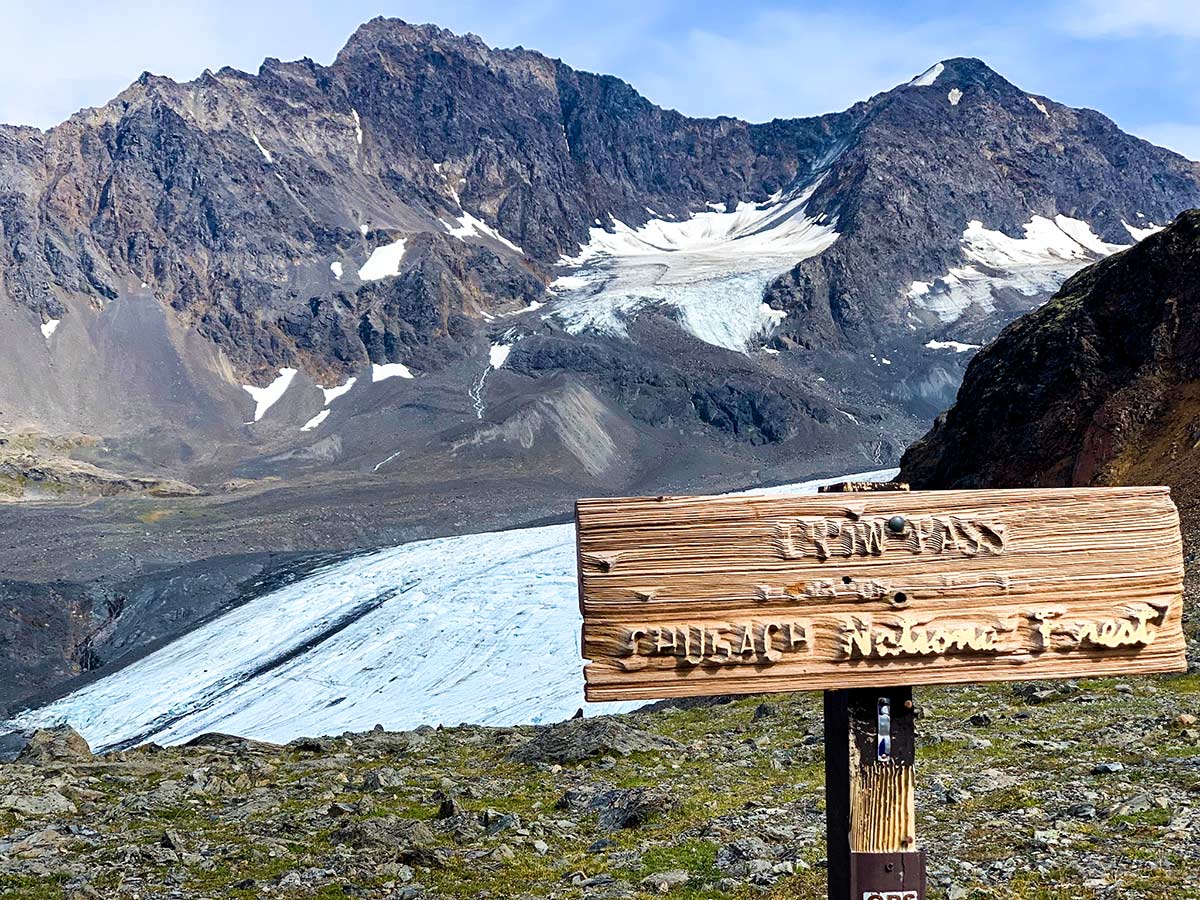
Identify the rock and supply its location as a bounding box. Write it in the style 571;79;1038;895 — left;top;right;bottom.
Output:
532;839;549;855
753;703;779;721
160;830;186;851
589;788;678;831
14;725;92;764
1092;762;1125;775
1178;714;1198;728
331;817;436;852
1067;803;1098;820
1;791;77;815
509;718;681;764
362;767;405;791
1109;794;1153;818
640;870;689;892
482;810;520;835
717;837;775;876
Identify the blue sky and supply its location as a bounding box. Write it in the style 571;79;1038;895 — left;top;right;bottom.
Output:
2;0;1198;158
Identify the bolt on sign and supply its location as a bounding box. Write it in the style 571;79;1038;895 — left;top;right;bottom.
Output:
574;485;1186;900
576;486;1185;699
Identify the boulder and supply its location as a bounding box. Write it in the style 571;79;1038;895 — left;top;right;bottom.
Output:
15;725;92;765
509;718;680;764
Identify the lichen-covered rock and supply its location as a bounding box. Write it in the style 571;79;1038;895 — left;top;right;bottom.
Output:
509;717;680;764
14;725;92;765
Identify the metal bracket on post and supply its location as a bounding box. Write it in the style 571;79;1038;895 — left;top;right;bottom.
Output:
825;686;924;900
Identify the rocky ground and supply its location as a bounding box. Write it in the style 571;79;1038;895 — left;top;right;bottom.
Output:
3;669;1200;900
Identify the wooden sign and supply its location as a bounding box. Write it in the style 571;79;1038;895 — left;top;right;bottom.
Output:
576;487;1186;701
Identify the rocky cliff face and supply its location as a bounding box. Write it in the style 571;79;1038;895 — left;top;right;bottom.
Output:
900;209;1200;512
1;21;1198;463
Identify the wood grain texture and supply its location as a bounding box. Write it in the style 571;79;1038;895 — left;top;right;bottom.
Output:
576;487;1186;701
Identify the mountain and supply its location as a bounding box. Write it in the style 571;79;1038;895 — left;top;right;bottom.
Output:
4;18;1200;712
900;209;1200;516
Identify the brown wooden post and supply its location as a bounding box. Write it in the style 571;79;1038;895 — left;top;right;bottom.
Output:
826;686;924;900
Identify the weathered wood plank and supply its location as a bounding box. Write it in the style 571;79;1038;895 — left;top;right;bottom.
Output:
576;487;1186;700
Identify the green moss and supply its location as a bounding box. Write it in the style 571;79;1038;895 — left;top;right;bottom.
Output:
0;874;68;900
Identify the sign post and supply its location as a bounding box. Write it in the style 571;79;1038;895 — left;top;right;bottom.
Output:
575;484;1186;900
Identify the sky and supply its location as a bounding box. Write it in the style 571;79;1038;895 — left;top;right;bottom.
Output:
1;0;1198;159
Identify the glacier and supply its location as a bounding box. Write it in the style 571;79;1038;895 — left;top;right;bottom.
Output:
5;469;897;751
549;189;839;352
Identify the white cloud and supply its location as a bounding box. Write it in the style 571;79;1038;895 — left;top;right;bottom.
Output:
1061;0;1200;39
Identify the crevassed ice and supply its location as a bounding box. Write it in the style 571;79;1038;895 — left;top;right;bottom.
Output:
3;469;897;750
909;215;1130;324
549;189;838;351
243;368;298;422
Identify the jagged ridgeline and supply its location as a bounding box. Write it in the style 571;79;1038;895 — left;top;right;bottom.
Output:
0;21;1198;487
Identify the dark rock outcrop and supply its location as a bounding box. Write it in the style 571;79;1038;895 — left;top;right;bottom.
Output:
900;209;1200;500
509;717;681;764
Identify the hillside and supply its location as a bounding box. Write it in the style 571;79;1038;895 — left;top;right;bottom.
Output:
2;679;1199;900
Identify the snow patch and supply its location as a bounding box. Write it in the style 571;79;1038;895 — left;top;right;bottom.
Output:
358;237;408;282
550;187;838;351
359;224;369;236
489;342;513;369
3;470;897;749
910;62;944;87
300;409;329;432
444;211;524;254
1122;219;1164;242
319;377;356;405
40;318;60;341
925;339;981;353
351;109;363;146
330;261;343;280
243;368;298;422
372;363;414;382
947;88;963;106
251;133;273;163
909;215;1130;324
1029;96;1050;118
